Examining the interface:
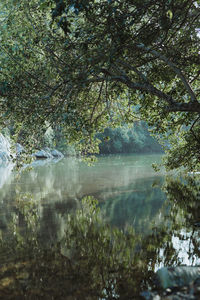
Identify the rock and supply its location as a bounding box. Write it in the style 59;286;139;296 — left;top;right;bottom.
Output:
33;148;64;160
0;133;64;165
33;149;53;159
156;266;200;290
0;151;11;162
0;135;26;162
50;149;64;158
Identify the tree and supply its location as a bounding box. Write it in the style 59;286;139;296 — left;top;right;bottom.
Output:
0;0;199;168
97;122;162;154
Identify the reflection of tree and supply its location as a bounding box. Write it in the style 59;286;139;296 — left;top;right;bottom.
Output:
0;197;153;299
100;176;166;233
163;175;200;227
161;175;200;265
1;175;200;299
0;163;15;230
140;175;200;269
0;159;80;241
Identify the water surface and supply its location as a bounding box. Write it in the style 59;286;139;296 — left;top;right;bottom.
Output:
0;154;200;299
0;154;164;235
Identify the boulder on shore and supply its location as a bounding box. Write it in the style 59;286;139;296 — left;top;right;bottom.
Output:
0;133;64;165
33;148;64;160
33;149;53;159
50;149;64;158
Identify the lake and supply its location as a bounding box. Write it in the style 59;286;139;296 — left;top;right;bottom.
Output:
0;153;200;299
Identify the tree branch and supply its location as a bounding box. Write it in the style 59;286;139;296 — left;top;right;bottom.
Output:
100;64;176;106
136;43;198;102
190;116;200;144
88;72;175;105
110;75;175;106
167;102;200;113
88;69;200;113
90;80;104;124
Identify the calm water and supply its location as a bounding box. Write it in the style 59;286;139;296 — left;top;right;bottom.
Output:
0;154;200;299
0;154;164;235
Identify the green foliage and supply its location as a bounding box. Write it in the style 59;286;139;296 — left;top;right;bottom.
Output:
162;123;200;171
0;0;199;168
97;121;163;154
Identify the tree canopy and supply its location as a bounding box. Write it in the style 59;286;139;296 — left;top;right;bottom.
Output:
0;0;199;169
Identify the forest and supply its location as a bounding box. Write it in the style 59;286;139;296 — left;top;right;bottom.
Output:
0;0;199;169
97;122;162;154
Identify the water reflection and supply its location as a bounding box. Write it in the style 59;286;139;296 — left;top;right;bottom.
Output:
100;176;166;233
160;175;200;267
0;154;164;241
0;155;200;299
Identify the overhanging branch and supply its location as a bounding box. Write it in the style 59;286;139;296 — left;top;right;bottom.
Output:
167;102;200;113
108;75;175;106
136;43;198;103
100;64;176;106
116;59;175;104
88;70;200;114
190;116;200;143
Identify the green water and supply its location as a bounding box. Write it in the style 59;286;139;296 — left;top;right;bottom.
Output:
0;154;199;299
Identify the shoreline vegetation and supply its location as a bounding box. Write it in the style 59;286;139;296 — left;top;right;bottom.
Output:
0;122;163;166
